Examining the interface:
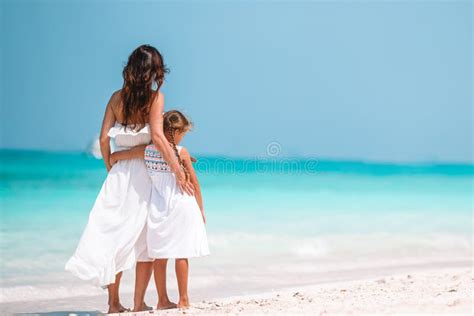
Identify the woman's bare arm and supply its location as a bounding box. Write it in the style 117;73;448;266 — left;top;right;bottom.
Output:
110;144;147;166
149;92;194;195
181;148;205;223
99;92;118;171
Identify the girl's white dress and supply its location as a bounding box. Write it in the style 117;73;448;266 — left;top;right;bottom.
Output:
65;123;152;287
145;144;210;258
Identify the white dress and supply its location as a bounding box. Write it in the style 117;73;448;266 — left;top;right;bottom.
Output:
65;123;152;287
145;144;210;258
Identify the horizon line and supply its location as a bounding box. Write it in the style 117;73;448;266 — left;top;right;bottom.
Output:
1;147;473;167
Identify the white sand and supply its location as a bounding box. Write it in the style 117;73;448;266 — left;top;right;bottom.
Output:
1;267;471;315
112;267;472;315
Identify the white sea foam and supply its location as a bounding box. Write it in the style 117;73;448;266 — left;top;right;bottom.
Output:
292;239;328;257
207;231;472;259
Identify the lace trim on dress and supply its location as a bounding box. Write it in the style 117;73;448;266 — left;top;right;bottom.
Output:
145;147;172;173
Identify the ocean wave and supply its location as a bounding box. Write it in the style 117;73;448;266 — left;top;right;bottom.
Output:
207;231;472;259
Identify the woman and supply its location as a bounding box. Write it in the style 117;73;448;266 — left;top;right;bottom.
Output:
65;45;192;313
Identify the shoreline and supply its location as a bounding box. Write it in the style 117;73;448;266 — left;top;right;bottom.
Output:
3;264;472;315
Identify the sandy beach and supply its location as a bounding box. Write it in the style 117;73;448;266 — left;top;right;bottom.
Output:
135;267;473;315
3;266;471;315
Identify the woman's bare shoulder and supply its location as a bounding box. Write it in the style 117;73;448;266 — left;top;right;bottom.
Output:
110;89;122;102
109;89;123;113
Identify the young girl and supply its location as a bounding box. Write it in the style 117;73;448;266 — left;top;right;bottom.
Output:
110;110;209;309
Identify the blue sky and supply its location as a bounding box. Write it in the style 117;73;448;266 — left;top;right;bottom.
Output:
1;0;472;162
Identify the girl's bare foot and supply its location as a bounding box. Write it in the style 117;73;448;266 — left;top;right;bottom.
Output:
157;298;177;310
177;296;190;309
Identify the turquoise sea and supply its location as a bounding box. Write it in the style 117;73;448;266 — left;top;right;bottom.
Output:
0;149;472;303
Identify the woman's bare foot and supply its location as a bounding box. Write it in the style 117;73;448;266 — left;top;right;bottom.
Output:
177;296;190;309
156;299;177;310
108;303;130;314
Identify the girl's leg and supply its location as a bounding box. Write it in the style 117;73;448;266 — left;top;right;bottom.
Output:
175;258;190;308
154;259;177;309
107;272;129;313
132;261;153;312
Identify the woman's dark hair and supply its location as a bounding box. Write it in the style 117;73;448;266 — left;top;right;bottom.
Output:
121;44;169;130
163;110;192;180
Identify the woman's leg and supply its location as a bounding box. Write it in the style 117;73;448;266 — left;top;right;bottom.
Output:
132;261;153;312
154;259;177;309
175;258;190;308
107;272;129;313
